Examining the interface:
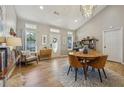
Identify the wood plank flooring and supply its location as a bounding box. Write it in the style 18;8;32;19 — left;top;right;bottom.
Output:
13;57;124;87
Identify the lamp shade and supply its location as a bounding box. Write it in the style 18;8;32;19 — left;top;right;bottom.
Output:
0;37;6;43
6;37;22;46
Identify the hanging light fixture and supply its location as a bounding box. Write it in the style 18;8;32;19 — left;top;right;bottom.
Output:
80;5;96;17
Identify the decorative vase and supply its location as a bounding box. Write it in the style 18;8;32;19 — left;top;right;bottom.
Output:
83;46;88;54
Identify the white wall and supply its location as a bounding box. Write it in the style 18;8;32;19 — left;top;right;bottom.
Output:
5;6;17;36
76;6;124;53
16;17;75;55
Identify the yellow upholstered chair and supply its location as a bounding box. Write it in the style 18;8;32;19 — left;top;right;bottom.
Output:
87;55;108;82
68;54;87;81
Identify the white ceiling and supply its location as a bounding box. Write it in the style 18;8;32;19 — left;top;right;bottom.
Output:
15;5;106;30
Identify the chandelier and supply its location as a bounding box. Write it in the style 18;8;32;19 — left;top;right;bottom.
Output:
80;5;96;17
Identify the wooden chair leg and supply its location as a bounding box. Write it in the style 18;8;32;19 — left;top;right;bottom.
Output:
102;68;107;79
71;67;73;71
36;60;38;64
86;66;89;71
67;66;71;75
75;68;78;81
91;67;95;72
38;57;40;61
36;58;39;64
25;62;27;66
98;69;102;82
83;67;87;80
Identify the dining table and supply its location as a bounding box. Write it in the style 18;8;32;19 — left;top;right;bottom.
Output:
68;50;104;79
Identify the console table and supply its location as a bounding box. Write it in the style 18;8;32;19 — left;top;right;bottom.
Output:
38;49;52;60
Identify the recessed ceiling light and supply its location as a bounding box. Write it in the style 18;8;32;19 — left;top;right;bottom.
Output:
74;20;78;22
40;6;44;10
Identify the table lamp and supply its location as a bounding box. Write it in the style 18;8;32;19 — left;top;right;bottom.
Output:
6;37;22;47
0;37;6;46
6;37;22;58
0;37;6;45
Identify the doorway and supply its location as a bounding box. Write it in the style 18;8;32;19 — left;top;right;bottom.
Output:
49;33;61;57
103;27;123;63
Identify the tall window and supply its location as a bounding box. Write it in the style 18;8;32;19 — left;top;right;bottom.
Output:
67;32;73;50
26;31;36;52
25;23;37;52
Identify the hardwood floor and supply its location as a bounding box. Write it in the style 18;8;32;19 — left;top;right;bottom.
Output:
12;57;124;87
14;58;67;87
106;61;124;76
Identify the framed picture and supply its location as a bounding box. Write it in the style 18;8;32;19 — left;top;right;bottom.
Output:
42;35;47;45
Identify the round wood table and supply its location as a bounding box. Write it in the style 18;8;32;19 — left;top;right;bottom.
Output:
69;50;104;79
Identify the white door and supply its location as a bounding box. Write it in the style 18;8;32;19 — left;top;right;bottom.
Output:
103;27;123;63
49;33;61;57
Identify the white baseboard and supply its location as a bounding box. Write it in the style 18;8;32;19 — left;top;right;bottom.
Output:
121;62;124;65
108;60;123;64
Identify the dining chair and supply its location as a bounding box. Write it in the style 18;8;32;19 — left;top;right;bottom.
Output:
87;55;108;82
67;54;87;81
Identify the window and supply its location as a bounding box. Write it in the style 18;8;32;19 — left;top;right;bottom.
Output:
25;30;37;52
25;23;37;29
67;32;73;50
25;23;37;52
50;28;60;33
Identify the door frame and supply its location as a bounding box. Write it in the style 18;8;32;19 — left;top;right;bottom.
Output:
49;33;61;57
102;26;123;64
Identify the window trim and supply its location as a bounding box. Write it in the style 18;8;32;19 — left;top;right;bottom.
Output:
25;30;37;52
67;32;73;50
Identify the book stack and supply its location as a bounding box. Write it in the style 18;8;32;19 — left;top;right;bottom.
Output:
0;51;6;79
0;50;6;87
0;47;16;86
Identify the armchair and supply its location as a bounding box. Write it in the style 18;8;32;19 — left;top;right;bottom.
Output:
20;51;38;65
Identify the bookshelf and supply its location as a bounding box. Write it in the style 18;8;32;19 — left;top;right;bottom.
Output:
81;37;98;50
73;36;98;51
0;46;20;86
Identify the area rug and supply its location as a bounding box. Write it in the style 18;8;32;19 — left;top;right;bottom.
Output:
57;66;124;87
